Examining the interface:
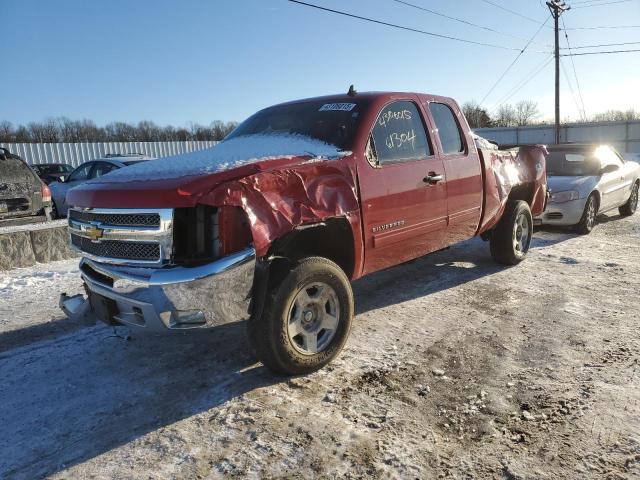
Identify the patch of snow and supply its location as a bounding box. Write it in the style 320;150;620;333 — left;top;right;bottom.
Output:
0;219;67;235
93;134;349;182
0;260;79;294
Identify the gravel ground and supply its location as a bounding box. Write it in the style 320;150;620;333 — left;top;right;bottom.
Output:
0;212;638;479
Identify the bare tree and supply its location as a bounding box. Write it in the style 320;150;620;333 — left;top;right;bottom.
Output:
515;100;540;126
592;109;639;122
0;117;239;143
462;101;492;128
0;121;13;143
27;119;59;143
494;104;517;127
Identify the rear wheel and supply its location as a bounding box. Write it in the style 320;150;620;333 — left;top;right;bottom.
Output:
490;200;532;265
575;194;597;235
51;200;59;219
247;256;354;375
619;181;639;217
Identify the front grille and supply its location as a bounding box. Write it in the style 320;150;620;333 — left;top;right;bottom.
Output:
69;210;160;227
71;234;160;261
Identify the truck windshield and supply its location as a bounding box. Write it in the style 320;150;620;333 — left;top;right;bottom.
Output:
546;151;600;176
226;99;371;151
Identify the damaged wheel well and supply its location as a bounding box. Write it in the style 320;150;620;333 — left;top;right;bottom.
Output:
508;183;535;205
267;218;355;279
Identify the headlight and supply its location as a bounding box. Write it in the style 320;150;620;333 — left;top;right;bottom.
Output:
549;190;580;203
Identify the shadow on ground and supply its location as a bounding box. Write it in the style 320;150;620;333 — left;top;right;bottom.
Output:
0;230;573;479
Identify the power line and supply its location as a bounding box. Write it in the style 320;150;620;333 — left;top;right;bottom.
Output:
287;0;527;51
480;15;552;105
390;0;551;47
479;0;553;28
494;55;555;106
561;48;640;56
572;0;632;7
562;24;640;30
561;18;586;120
560;59;585;120
561;41;640;49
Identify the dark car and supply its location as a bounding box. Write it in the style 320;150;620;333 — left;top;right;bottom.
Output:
32;163;74;184
0;148;52;224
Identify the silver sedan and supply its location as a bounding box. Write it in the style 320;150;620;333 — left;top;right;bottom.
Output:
536;144;640;234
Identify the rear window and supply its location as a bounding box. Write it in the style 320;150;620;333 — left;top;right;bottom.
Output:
546;151;600;176
1;156;34;182
34;164;73;174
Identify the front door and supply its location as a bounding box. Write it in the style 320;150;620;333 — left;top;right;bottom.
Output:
358;99;448;274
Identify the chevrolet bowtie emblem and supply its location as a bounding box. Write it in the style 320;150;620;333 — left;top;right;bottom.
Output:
81;224;104;241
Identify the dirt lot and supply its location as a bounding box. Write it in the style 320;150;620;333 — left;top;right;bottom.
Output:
1;212;639;479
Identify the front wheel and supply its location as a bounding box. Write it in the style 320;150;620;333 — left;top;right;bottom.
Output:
619;182;639;217
575;194;597;235
490;200;533;265
247;257;354;375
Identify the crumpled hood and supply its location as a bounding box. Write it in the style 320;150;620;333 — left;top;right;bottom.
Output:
547;175;598;197
67;133;350;208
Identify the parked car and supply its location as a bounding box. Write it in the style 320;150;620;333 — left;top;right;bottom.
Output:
31;163;74;184
62;91;547;375
0;148;52;223
49;155;152;218
537;144;640;233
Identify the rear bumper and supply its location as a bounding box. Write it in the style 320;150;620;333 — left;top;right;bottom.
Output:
535;197;587;226
77;248;256;332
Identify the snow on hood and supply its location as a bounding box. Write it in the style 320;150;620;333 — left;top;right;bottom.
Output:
95;134;349;182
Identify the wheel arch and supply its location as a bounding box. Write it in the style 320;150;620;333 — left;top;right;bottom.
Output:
267;217;356;280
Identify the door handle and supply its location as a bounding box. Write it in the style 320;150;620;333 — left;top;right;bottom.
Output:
423;172;444;184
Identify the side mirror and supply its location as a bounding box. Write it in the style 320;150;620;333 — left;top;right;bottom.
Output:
600;164;619;175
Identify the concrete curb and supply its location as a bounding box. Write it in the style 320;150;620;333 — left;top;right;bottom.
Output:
0;225;77;271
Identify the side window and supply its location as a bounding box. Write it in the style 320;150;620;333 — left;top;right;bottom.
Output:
369;101;431;165
598;147;624;171
67;163;93;182
429;103;464;154
90;162;118;179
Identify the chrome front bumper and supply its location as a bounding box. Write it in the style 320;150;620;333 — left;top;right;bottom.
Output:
535;197;588;226
76;247;256;332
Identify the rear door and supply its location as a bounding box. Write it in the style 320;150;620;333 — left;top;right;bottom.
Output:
427;101;483;244
358;98;448;274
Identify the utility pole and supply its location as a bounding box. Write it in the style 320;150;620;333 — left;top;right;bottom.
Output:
547;1;570;144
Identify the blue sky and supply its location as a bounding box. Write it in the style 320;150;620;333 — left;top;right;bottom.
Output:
1;0;639;126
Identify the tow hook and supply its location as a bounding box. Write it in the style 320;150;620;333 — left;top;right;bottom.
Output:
59;292;91;319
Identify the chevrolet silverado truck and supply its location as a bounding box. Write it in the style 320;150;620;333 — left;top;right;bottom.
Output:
63;91;547;375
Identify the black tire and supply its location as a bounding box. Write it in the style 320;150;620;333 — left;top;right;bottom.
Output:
575;193;598;235
619;181;639;217
489;200;533;265
247;256;354;375
51;200;59;219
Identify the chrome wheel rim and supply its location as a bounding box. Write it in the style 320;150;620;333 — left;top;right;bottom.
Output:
512;211;530;257
287;282;340;355
586;198;596;229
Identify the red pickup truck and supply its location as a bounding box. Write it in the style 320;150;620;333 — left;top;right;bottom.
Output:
64;91;546;374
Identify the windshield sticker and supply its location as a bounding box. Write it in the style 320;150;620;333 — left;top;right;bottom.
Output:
319;103;357;112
